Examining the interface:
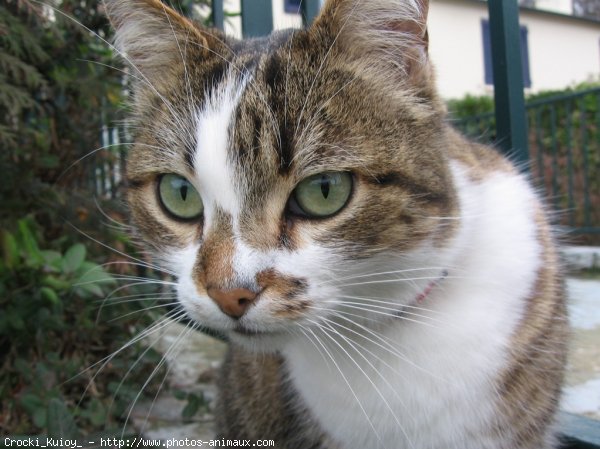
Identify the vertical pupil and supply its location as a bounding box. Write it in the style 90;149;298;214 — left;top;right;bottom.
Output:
180;184;188;201
320;176;330;199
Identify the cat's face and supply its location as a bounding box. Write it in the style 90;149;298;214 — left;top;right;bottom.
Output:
108;0;458;350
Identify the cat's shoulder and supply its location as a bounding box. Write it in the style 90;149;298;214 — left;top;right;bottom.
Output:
444;125;516;181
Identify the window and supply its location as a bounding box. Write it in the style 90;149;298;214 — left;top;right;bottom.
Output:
481;19;532;88
285;0;302;14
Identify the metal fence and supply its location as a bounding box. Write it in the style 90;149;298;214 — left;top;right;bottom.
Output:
454;87;600;241
82;125;126;199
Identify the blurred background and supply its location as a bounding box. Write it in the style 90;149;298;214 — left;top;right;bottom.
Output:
1;0;599;443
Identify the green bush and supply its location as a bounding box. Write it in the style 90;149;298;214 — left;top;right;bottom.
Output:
447;80;600;120
447;81;600;242
447;93;495;119
1;217;166;436
0;1;220;436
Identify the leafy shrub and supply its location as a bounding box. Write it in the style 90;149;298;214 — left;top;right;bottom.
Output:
448;82;600;243
1;1;222;437
0;217;165;436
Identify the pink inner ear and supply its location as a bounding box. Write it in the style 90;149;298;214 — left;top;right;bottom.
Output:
388;0;429;40
384;0;430;50
414;0;430;22
387;19;428;41
382;19;429;58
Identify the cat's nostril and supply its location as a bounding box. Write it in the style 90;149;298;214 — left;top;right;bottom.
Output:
206;287;258;319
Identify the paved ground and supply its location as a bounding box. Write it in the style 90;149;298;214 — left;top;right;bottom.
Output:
130;326;225;439
131;266;600;439
563;277;600;420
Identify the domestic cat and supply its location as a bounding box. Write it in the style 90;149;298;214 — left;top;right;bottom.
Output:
104;0;569;447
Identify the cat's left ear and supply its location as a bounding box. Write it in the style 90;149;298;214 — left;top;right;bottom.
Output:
312;0;434;95
103;0;226;89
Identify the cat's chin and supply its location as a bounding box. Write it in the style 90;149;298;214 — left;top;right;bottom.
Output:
227;327;291;353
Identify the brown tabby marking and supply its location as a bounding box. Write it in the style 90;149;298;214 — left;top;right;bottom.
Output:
494;210;568;448
215;347;332;448
256;270;310;318
444;127;515;181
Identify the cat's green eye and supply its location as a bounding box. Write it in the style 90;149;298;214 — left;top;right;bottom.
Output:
158;174;203;220
290;172;353;218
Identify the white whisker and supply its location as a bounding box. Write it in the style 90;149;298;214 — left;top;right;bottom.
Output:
333;298;454;328
96;292;178;304
317;320;416;449
121;318;196;437
303;324;383;445
329;302;438;327
65;221;171;274
74;311;186;405
316;267;447;287
295;323;333;371
308;306;451;384
108;301;179;322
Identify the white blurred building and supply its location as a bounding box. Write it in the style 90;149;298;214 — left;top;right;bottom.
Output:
428;0;600;98
221;0;600;99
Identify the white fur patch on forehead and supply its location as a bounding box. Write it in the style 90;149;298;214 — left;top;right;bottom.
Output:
192;73;248;224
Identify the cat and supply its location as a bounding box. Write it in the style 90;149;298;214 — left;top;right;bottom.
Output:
103;0;569;448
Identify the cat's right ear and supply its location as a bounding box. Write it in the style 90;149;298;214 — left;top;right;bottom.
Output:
311;0;435;98
103;0;222;85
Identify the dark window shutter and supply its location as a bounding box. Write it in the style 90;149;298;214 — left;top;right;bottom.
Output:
285;0;302;13
482;19;532;88
482;19;494;85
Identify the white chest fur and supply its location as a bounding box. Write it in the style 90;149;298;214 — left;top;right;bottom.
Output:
281;163;543;449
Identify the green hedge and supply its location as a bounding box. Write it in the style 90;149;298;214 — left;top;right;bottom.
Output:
447;81;600;120
447;81;600;243
1;0;176;438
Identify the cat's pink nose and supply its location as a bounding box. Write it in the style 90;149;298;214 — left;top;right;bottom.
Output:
207;287;258;319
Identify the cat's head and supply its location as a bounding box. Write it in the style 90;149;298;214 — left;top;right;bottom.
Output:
106;0;458;351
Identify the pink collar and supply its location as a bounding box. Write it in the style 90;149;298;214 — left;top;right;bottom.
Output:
415;269;448;303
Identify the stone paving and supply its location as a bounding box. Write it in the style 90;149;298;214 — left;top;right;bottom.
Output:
563;277;600;420
131;326;225;439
